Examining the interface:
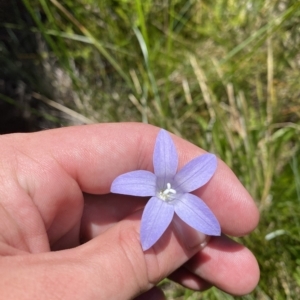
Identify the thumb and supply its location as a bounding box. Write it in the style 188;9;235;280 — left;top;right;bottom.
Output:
78;212;207;299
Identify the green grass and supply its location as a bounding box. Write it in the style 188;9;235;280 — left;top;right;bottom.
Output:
2;0;300;298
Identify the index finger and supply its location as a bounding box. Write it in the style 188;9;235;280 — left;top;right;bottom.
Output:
16;123;259;236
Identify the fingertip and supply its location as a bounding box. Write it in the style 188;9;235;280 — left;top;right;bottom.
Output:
186;235;260;296
232;247;260;295
199;159;260;236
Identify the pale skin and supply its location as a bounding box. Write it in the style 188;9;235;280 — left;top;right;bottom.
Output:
0;123;260;299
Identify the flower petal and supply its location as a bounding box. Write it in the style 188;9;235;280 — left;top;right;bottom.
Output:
140;197;174;250
173;154;217;192
111;170;156;196
153;129;178;190
174;193;220;236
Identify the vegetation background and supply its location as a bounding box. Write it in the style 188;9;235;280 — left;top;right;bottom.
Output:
1;0;300;299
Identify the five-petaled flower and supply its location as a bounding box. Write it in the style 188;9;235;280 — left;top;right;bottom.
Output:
111;129;221;251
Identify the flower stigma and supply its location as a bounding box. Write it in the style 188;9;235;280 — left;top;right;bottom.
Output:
158;182;177;202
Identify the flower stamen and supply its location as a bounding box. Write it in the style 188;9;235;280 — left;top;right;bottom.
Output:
159;182;176;201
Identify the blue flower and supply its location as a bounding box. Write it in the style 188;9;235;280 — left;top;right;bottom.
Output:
111;129;221;251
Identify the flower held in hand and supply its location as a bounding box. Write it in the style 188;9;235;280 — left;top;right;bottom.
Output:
111;129;220;250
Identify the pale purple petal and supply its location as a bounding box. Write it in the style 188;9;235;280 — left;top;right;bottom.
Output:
174;193;220;235
173;154;217;192
153;130;178;190
140;197;174;250
111;170;156;196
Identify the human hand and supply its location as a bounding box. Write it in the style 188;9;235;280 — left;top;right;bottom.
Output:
0;123;259;299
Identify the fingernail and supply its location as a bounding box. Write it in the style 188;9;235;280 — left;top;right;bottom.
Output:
187;231;207;249
199;235;210;249
173;215;208;249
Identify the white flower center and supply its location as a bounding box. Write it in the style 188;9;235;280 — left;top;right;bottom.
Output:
159;183;176;201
